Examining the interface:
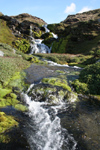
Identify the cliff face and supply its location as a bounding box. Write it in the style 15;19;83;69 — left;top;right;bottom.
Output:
61;9;100;24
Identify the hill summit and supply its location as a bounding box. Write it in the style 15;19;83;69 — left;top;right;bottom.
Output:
11;13;47;25
61;8;100;24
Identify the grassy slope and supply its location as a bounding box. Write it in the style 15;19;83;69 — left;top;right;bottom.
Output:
0;19;16;46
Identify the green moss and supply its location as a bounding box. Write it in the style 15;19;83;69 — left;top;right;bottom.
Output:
0;112;18;132
72;79;89;94
42;77;71;92
0;88;12;98
0;82;27;111
14;104;27;111
33;30;42;38
14;39;30;53
0;112;18;143
4;71;28;91
31;56;40;63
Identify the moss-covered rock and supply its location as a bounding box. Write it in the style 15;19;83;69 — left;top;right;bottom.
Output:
0;111;18;143
14;38;30;53
0;88;12;98
31;56;40;63
42;77;71;92
28;83;78;104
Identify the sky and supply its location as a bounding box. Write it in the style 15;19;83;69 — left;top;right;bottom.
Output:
0;0;100;24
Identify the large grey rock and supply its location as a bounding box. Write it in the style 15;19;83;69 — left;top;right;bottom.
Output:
0;51;4;56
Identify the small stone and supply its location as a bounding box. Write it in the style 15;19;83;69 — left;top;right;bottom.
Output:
0;50;4;56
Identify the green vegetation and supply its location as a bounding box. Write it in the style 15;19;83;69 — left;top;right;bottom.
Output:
0;43;30;144
31;56;40;63
48;21;100;55
33;30;42;38
47;23;68;36
0;19;16;46
0;44;30;110
35;53;99;67
0;112;18;143
42;77;71;92
42;32;53;47
56;70;65;74
0;55;30;85
72;62;100;95
14;39;30;53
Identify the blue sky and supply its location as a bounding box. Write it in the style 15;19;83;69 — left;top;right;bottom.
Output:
0;0;100;24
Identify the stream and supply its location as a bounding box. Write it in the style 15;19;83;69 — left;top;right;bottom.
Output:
23;63;79;150
23;63;100;150
20;25;100;150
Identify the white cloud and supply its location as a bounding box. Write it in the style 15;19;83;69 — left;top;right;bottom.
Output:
78;7;92;13
64;3;76;14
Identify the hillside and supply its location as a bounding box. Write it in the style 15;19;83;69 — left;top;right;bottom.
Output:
61;9;100;24
0;12;47;48
47;8;100;55
11;13;46;25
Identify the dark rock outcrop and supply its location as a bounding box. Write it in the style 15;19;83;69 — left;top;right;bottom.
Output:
0;13;46;39
11;13;46;25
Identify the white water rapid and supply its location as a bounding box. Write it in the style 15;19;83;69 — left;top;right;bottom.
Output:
22;85;77;150
30;24;57;54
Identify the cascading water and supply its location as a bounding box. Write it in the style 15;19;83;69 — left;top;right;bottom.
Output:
22;84;77;150
29;25;50;54
29;24;57;54
43;24;58;39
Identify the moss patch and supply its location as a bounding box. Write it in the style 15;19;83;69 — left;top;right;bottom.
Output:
0;87;27;111
42;77;71;92
0;112;18;143
14;39;30;53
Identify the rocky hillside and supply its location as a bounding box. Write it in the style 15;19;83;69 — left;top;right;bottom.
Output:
11;13;46;25
0;9;100;55
0;12;47;50
61;8;100;24
47;9;100;55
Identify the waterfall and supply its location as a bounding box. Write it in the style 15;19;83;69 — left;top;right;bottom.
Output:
43;24;58;39
29;24;58;54
30;25;51;54
22;85;77;150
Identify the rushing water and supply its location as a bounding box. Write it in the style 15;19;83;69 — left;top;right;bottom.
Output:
29;24;57;54
21;82;77;150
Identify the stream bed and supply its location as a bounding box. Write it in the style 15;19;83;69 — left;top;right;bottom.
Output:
23;63;100;150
